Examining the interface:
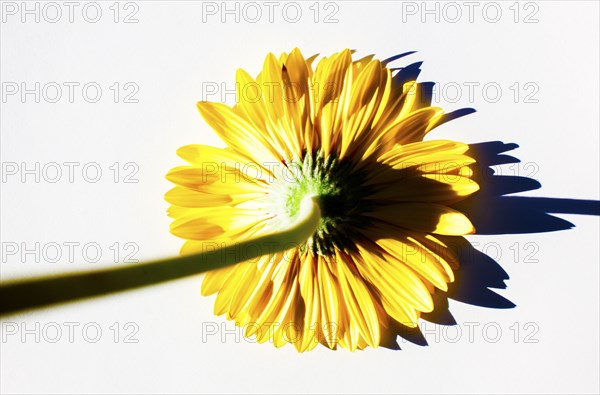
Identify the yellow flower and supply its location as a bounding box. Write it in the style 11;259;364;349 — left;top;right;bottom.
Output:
165;48;480;351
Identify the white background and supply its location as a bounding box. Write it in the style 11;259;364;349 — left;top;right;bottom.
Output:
1;1;599;393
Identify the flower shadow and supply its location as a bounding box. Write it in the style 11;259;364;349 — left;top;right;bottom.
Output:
380;141;600;349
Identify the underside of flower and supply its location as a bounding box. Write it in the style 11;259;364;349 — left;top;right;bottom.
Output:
166;48;481;351
269;151;371;257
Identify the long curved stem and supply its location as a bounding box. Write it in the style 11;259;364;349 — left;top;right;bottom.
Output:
0;197;321;317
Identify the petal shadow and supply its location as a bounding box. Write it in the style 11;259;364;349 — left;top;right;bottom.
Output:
385;140;600;349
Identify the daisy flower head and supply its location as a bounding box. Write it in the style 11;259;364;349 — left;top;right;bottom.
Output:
166;48;480;351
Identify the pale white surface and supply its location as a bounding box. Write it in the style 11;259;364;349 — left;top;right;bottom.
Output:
1;1;599;394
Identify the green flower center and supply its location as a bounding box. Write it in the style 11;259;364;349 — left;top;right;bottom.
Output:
271;152;371;256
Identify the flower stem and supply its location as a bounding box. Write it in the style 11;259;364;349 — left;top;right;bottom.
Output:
0;197;321;317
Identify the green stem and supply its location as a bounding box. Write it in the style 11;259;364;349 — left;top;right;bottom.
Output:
0;197;321;317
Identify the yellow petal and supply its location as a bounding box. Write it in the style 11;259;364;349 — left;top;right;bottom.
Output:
197;101;284;163
369;174;479;204
335;251;381;349
375;238;455;290
169;207;267;240
367;203;475;235
166;166;266;195
165;187;232;208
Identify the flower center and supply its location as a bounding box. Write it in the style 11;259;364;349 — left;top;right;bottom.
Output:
270;152;371;256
